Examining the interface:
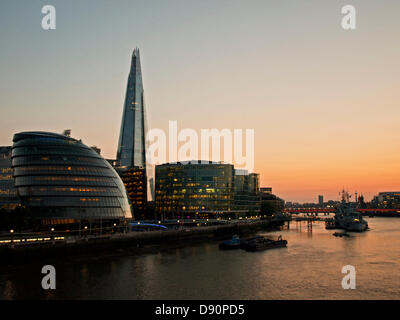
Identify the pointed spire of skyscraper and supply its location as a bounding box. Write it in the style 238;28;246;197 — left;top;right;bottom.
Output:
117;48;146;168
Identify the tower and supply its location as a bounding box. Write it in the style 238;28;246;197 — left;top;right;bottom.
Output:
116;48;154;213
116;48;147;168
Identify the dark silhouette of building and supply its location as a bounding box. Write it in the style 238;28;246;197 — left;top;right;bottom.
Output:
260;187;284;216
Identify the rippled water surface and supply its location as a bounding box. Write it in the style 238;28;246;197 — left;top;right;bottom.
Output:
1;217;400;299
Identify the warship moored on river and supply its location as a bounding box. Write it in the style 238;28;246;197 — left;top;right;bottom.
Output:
325;190;368;232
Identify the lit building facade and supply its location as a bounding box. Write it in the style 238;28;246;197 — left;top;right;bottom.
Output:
116;166;147;220
155;161;235;219
234;170;260;216
11;132;132;224
0;146;20;210
372;192;400;209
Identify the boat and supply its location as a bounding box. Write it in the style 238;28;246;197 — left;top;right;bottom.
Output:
243;235;287;252
219;235;241;250
325;190;368;232
239;235;264;250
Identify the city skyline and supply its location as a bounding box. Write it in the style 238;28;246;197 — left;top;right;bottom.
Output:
1;1;400;202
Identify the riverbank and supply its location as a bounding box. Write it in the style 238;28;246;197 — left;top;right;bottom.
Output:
0;219;286;265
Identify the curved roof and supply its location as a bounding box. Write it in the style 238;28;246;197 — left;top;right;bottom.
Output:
13;131;78;143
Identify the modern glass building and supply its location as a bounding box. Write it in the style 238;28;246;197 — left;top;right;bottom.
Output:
234;170;261;216
155;161;235;219
116;47;153;202
11;132;132;224
116;166;147;220
117;48;147;168
0;146;20;210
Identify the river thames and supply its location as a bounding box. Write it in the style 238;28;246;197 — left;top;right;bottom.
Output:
1;217;400;300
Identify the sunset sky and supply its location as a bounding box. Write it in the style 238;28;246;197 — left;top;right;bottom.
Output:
1;0;399;202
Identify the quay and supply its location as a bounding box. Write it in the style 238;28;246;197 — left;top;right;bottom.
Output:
0;217;288;264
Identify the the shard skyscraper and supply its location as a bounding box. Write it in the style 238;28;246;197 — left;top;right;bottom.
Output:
117;48;146;168
117;48;154;206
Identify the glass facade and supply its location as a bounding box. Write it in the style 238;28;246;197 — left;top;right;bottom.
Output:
116;48;146;168
116;48;153;201
116;166;147;220
11;132;132;220
234;171;261;215
0;146;20;209
155;161;235;219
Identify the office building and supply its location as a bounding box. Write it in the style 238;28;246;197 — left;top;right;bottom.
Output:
116;48;147;168
155;161;235;219
11;131;132;224
116;48;153;205
260;187;285;216
234;170;260;216
372;192;400;209
116;166;147;220
0;146;20;210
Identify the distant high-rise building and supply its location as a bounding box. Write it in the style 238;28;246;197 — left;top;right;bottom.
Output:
116;48;153;205
318;195;324;206
117;48;147;168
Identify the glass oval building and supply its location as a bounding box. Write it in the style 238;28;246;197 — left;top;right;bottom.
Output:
11;132;132;223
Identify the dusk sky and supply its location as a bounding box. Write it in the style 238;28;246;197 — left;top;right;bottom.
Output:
1;0;399;203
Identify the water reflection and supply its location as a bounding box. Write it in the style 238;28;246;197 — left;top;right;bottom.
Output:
1;218;400;299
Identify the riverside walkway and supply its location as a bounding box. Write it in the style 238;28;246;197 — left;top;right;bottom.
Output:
0;217;286;250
